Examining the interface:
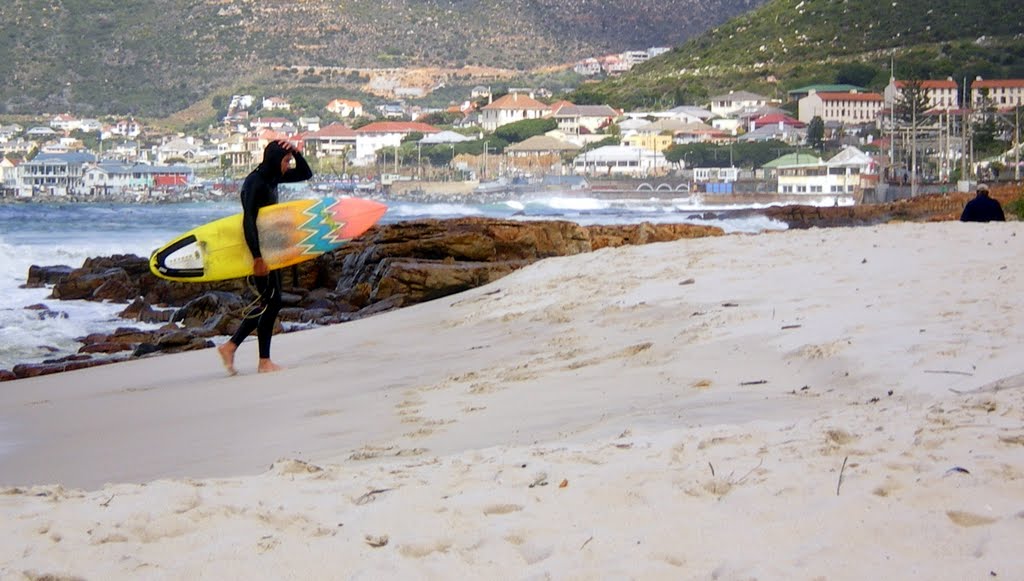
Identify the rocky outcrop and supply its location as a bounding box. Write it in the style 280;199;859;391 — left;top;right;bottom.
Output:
763;186;1020;229
1;218;724;381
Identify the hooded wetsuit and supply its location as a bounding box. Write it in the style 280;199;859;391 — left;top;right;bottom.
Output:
228;141;313;359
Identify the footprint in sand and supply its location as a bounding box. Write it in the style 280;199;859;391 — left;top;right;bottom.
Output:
946;510;998;527
483;503;523;515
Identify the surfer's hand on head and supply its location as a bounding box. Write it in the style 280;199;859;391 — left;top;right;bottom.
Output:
253;257;269;276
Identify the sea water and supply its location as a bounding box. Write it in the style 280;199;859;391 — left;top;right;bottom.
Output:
0;193;790;371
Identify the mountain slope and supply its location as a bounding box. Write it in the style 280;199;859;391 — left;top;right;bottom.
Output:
572;0;1024;109
0;0;765;117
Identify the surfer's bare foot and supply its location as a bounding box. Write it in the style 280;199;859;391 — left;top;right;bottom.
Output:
258;359;285;374
217;342;238;376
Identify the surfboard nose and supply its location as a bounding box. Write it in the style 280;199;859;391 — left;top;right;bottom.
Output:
337;197;388;238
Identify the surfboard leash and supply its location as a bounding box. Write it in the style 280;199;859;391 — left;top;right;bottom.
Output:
238;275;275;320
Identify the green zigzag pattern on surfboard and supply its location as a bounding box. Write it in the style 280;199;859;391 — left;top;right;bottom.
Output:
296;198;349;256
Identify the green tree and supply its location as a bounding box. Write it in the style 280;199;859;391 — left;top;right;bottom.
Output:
835;63;881;87
493;118;557;143
894;79;930;125
807;116;825;151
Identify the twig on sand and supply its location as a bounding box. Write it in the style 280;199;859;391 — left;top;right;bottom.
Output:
708;462;715;477
355;488;393;505
925;369;973;376
837;456;849;496
740;380;768;386
580;536;594;550
100;495;115;507
736;458;765;485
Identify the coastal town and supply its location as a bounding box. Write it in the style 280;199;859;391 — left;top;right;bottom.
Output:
1;68;1023;205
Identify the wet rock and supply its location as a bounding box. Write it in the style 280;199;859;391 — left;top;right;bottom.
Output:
79;342;134;355
118;298;173;324
172;292;246;327
23;265;74;288
12;357;110;379
0;369;16;382
23;304;69;320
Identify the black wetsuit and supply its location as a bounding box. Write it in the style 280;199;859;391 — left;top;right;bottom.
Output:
228;142;313;358
960;193;1005;223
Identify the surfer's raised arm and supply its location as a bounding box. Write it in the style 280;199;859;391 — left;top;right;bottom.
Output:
279;145;313;184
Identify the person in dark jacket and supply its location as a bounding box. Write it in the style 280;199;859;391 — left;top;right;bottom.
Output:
960;183;1005;223
218;139;313;375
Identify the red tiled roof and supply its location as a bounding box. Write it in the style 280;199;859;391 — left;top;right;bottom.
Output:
753;113;806;128
895;79;958;90
356;121;440;134
310;122;357;138
482;93;550;110
973;79;1024;89
815;92;883;102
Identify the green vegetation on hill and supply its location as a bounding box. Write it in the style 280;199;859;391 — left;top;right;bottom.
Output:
0;0;766;117
571;0;1024;109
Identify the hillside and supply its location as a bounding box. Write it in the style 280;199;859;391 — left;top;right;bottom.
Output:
0;0;765;117
571;0;1024;109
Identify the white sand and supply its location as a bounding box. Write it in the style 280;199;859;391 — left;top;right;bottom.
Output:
2;221;1023;580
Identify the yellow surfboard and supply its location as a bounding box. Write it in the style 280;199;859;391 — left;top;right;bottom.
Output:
150;197;387;282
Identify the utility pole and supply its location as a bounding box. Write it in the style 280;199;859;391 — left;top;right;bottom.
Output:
1016;105;1021;181
961;77;969;183
911;105;917;197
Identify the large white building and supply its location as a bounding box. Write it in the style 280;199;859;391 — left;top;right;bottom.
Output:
82;162;193;194
971;77;1024;108
775;146;875;198
884;78;959;111
15;152;96;197
572;145;667;177
353;121;440;166
798;90;884;125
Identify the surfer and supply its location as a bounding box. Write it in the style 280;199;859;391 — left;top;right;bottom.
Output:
218;140;313;374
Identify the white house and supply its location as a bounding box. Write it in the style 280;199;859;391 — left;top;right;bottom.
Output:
262;97;291;111
78;119;103;133
572;145;667;177
298;116;322;132
708;91;772;117
798;90;884;125
82;162;193;194
971;77;1024;108
157;137;206;163
480;92;550;132
0;157;18;189
326;99;364;117
776;146;875;197
305;123;358;158
15;151;96;197
353;121;440;166
0;124;23;142
49;114;80;133
26;126;58;139
111;119;141;138
573;58;601;76
551;104;618;136
665;105;716;124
